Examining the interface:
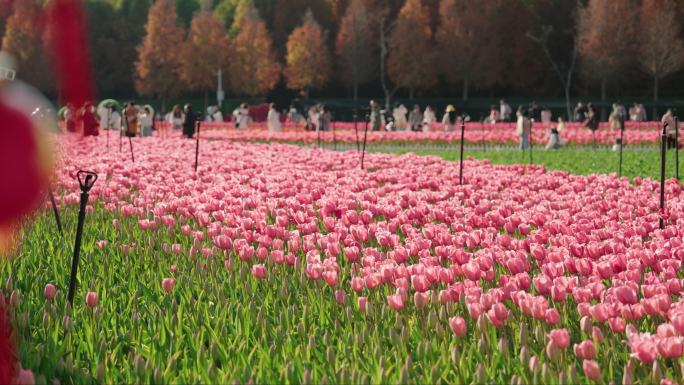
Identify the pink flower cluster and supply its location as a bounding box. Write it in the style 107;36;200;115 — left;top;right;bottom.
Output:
53;134;684;365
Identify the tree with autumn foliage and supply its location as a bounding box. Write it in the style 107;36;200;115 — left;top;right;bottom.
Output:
387;0;435;99
577;0;639;105
284;11;331;99
1;0;54;93
335;0;376;100
637;0;684;104
228;2;280;96
135;0;186;112
181;5;230;108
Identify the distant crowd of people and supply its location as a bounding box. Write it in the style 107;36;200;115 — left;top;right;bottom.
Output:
60;97;679;152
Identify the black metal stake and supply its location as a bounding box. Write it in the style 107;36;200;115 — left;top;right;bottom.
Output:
317;123;321;148
529;120;534;164
459;115;466;185
660;122;668;230
675;116;679;181
128;136;135;162
354;111;360;152
618;117;625;177
194;116;201;172
333;119;337;151
48;186;62;235
361;114;369;170
67;170;98;305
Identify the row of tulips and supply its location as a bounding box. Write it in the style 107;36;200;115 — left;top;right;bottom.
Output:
6;133;684;383
162;123;666;146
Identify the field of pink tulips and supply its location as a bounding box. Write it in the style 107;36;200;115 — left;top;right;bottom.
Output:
5;134;684;383
161;120;666;146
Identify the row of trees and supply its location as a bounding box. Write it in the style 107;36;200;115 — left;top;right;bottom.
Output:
1;0;684;112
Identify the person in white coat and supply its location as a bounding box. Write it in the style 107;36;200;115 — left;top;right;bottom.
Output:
422;105;436;132
267;103;281;133
234;103;250;130
139;106;154;137
392;103;408;131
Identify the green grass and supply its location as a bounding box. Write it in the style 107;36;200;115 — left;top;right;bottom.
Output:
389;146;683;181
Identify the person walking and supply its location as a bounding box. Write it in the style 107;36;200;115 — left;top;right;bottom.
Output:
182;104;196;138
369;100;381;132
393;103;408;131
318;105;331;132
583;103;598;132
486;104;500;123
140;106;154;137
545;117;565;150
81;102;99;137
409;105;423;132
516;106;531;150
123;102;139;137
662;109;677;149
500;99;512;122
422;105;436;132
442;104;457;132
234;103;250;130
267;103;281;133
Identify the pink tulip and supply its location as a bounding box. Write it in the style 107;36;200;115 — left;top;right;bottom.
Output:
448;316;467;337
548;328;570;349
582;360;601;382
44;283;56;301
14;369;35;385
357;297;368;312
86;291;98;308
573;340;596;360
162;278;175;293
544;308;561;325
413;291;430;309
334;289;346;305
657;337;684;359
251;264;266;279
387;294;404;311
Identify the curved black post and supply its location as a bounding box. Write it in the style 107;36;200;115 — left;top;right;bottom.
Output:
529;120;534;164
128;136;135;162
660;122;668;230
67;170;98;305
333;119;337;151
48;186;62;235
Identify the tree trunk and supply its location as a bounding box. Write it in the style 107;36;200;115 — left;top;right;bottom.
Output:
462;77;469;101
600;78;607;121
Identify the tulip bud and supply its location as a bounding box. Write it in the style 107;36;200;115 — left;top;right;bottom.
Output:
399;365;408;384
478;315;487;334
542;363;550;381
652;361;662;385
475;363;486;383
97;362;105;383
498;337;507;356
519;346;529;364
622;359;634;385
326;346;335;363
529;355;540;372
451;346;460;365
535;324;545;343
558;369;566;385
509;374;517;385
519;322;529;347
303;369;313;385
568;364;578;384
478;336;489;356
428;310;437;328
